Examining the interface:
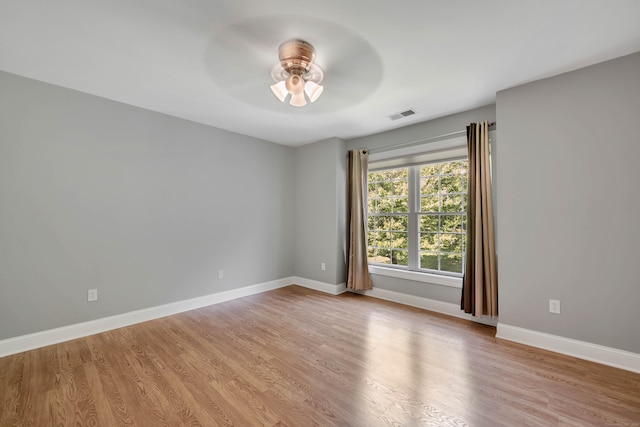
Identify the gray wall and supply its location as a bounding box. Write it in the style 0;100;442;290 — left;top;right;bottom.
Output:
6;47;638;357
496;52;640;353
346;105;496;303
293;137;347;284
0;70;295;340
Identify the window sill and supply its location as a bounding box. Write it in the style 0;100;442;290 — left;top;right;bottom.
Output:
368;265;462;288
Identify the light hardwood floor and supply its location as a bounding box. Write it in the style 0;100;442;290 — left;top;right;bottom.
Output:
1;285;639;426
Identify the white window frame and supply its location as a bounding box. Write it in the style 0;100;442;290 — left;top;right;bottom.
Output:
367;136;468;288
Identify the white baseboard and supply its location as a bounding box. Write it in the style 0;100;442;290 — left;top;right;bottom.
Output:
9;278;636;374
0;278;292;358
357;287;498;327
496;323;640;374
291;276;347;295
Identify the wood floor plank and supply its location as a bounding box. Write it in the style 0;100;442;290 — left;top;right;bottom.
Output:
1;285;639;426
85;334;136;425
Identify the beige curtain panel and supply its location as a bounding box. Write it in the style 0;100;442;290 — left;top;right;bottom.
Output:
346;149;372;291
462;121;498;317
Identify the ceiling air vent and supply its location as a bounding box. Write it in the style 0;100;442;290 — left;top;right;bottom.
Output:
387;109;417;121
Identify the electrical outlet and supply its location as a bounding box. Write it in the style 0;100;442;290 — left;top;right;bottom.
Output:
549;299;560;314
88;289;98;302
218;269;224;279
321;262;326;271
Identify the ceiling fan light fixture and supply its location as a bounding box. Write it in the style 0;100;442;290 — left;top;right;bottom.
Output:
270;39;324;107
270;81;287;102
304;80;324;102
285;74;305;95
289;91;307;107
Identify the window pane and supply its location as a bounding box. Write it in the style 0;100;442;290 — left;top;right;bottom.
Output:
374;216;390;231
440;174;458;193
391;168;408;180
368;183;377;198
392;249;408;266
393;179;408;196
391;232;408;250
442;161;465;175
441;254;463;273
419;215;438;232
420;176;438;195
442;194;463;212
393;197;409;213
367;215;375;230
377;231;391;248
383;216;392;230
441;215;463;233
391;216;408;231
370;231;379;247
420;233;438;251
379;181;392;195
420;195;439;212
452;161;467;175
377;249;391;264
367;198;376;214
420;252;438;270
420;164;439;176
369;249;390;264
377;198;393;213
440;233;463;253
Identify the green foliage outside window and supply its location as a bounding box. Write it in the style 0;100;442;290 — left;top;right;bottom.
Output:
418;160;467;273
367;168;409;266
367;160;468;275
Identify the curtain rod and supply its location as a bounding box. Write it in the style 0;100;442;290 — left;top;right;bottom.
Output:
367;121;496;154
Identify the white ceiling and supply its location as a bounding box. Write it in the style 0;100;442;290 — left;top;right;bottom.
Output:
1;1;640;147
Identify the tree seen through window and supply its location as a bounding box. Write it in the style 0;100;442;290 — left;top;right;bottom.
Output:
367;159;467;275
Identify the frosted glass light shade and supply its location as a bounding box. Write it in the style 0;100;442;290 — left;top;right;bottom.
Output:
290;91;307;107
270;81;287;102
304;81;324;102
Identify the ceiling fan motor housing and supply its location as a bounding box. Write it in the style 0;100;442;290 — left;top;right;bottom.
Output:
278;39;315;76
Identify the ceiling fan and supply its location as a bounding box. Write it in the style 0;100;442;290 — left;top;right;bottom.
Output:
269;39;324;107
204;14;383;112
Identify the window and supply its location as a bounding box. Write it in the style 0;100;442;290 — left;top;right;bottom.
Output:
367;158;468;276
367;168;409;266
